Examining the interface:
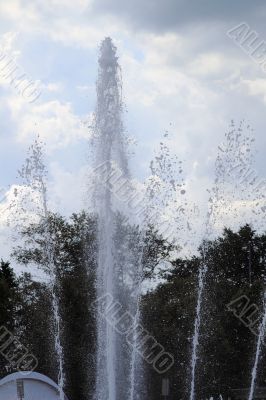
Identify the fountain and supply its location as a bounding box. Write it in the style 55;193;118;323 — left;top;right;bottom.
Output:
188;123;254;400
248;292;266;400
18;141;65;400
7;38;265;400
189;263;207;400
92;37;140;400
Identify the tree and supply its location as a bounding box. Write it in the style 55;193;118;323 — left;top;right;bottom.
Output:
16;273;56;380
12;211;97;400
0;260;18;376
0;260;17;331
141;225;266;399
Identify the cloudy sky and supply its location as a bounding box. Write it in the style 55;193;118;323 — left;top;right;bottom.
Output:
0;0;266;265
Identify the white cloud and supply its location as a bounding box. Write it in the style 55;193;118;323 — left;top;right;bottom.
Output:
40;82;63;93
188;52;227;77
0;0;126;50
7;95;89;151
0;1;39;28
48;162;88;215
0;0;265;265
242;78;266;102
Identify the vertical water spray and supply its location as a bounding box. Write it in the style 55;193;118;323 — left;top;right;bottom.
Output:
189;122;245;399
189;263;207;400
18;140;65;399
188;186;216;400
128;248;145;400
248;292;266;400
92;37;130;400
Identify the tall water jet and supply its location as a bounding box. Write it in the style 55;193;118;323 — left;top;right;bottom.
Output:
92;38;131;400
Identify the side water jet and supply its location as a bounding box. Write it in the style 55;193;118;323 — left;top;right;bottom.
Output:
248;292;266;400
18;141;65;400
128;249;145;400
188;207;215;399
189;123;241;399
188;122;263;399
189;262;207;400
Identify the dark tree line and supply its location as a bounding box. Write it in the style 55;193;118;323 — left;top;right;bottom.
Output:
0;213;266;400
142;225;266;399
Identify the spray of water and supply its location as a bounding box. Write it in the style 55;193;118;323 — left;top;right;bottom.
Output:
92;37;137;400
18;140;65;399
188;121;257;400
127;132;190;400
248;292;266;400
89;37;265;400
189;263;207;400
188;155;221;400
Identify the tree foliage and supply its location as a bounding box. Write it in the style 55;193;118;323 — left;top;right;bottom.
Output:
1;218;266;400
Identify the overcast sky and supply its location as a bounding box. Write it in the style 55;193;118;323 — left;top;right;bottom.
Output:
0;0;266;267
